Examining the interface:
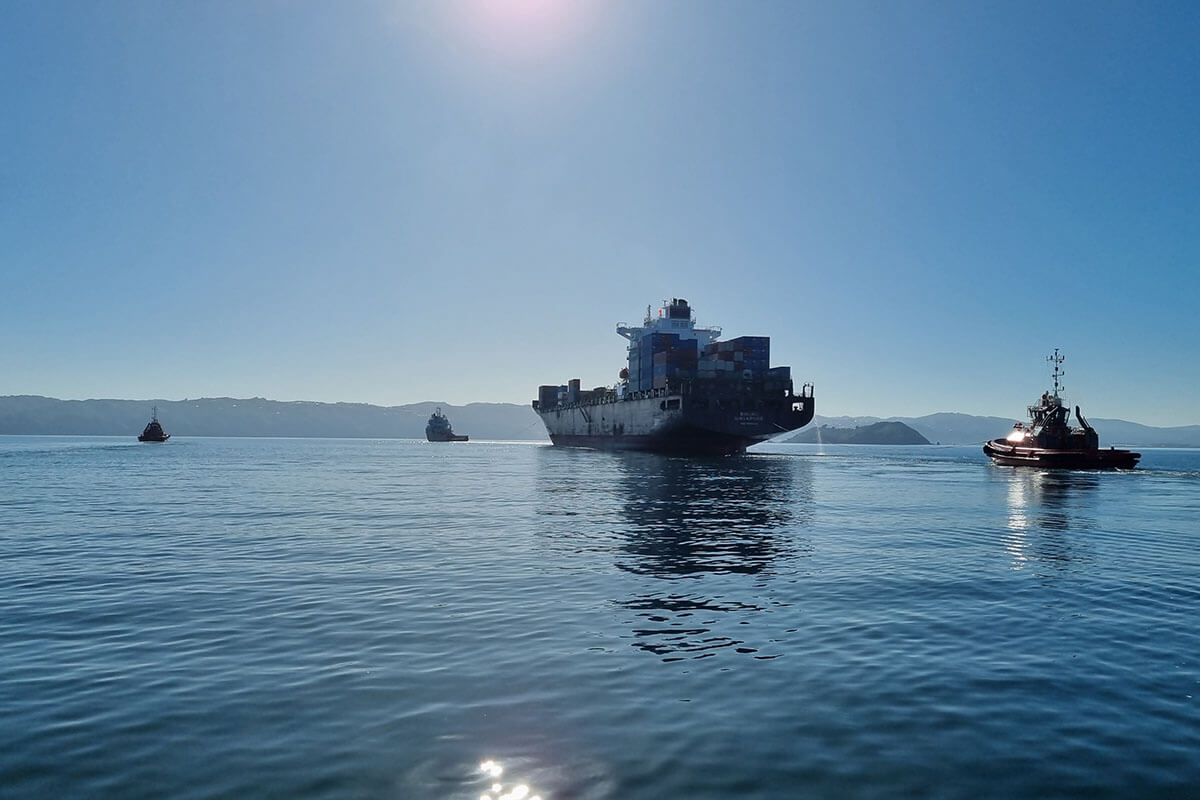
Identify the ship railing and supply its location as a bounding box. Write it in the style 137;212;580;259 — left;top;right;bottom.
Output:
620;387;670;402
538;386;673;412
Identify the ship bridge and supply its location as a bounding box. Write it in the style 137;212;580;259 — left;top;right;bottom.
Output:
617;298;727;394
617;298;721;346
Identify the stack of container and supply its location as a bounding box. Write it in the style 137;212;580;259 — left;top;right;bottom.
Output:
763;366;792;394
697;336;770;381
601;329;784;397
638;332;699;390
626;341;642;392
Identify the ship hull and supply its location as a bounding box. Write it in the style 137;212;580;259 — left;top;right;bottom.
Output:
426;433;468;442
983;439;1139;469
548;428;756;456
537;388;813;456
138;433;170;442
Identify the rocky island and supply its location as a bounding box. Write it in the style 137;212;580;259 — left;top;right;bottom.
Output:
787;421;930;445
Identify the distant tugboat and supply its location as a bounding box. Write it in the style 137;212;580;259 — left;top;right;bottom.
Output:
983;350;1139;469
137;406;170;442
425;408;468;442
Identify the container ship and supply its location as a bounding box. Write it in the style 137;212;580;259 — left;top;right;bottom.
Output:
533;298;814;455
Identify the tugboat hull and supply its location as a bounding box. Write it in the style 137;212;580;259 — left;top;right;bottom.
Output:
983;439;1139;469
426;432;468;442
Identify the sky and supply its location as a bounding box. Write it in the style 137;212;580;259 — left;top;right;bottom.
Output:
2;0;1198;426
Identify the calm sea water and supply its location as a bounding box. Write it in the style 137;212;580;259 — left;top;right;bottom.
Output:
1;436;1197;799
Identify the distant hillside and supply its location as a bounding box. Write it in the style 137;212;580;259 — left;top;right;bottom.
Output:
0;396;547;441
801;413;1200;448
2;396;1197;447
789;421;930;445
1080;418;1200;449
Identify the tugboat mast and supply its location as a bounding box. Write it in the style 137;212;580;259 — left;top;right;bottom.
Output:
1047;348;1065;398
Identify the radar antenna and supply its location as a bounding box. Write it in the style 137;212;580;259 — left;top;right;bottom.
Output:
1047;348;1065;397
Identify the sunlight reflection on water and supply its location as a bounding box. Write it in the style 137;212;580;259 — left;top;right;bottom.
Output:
479;759;542;800
1001;468;1102;571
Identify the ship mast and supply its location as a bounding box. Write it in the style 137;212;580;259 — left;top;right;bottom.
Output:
1047;348;1065;399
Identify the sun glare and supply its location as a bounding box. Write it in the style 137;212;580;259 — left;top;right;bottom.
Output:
455;0;594;60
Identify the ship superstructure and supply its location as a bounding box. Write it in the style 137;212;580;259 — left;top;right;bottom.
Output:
533;298;814;454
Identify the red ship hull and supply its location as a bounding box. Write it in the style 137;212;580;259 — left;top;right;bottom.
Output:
983;439;1139;469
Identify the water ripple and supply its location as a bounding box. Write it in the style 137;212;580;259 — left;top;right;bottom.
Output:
1;438;1198;798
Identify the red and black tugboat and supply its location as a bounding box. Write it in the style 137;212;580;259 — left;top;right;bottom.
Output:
983;349;1139;469
137;406;170;442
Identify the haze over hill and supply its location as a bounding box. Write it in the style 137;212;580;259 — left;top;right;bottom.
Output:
3;396;1199;448
789;421;930;445
0;396;545;441
792;413;1200;449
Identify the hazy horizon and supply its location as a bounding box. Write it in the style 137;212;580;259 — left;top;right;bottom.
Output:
4;392;1197;431
4;2;1198;426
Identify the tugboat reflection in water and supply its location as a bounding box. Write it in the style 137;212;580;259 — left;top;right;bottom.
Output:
1001;468;1100;574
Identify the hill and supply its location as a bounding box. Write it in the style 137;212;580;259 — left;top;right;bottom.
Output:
0;396;547;441
788;421;930;445
799;413;1200;448
2;396;1197;447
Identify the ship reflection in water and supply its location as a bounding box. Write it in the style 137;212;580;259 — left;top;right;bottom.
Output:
1000;468;1099;571
614;452;812;577
613;452;814;662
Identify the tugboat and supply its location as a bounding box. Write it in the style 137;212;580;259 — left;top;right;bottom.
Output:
983;350;1139;469
137;406;170;442
532;298;814;455
425;408;468;442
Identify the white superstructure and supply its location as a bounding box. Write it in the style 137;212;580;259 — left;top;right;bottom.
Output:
617;298;722;347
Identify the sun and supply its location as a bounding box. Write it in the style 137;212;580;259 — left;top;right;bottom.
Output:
454;0;594;61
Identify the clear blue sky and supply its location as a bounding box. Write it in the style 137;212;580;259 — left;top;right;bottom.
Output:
3;1;1197;426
